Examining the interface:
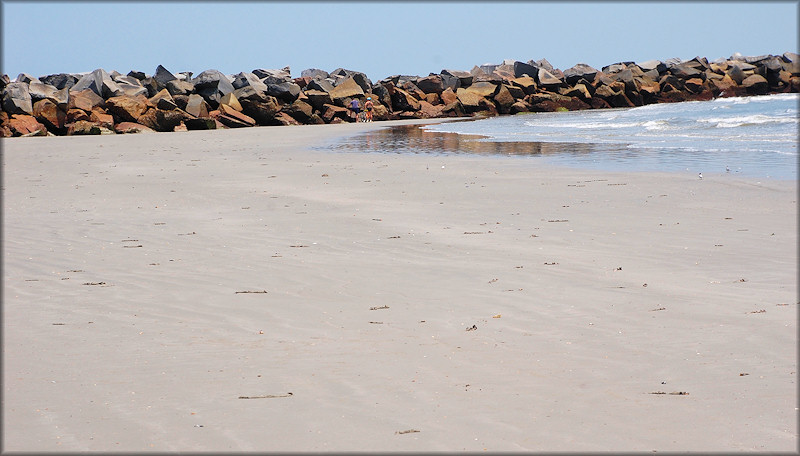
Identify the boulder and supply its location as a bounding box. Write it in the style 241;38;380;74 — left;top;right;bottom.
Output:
306;77;335;93
8;114;47;136
301;68;329;79
2;82;33;114
509;100;531;114
455;87;486;112
726;65;748;84
441;69;473;87
253;67;292;82
116;80;149;98
530;58;555;71
33;99;67;133
219;92;243;112
416;74;445;94
513;61;538;79
239;96;281;125
510;76;537;95
184;118;217;130
127;70;146;80
67;120;103;135
328;77;364;104
391;87;420;111
65;108;89;123
105;94;149;123
303;89;333;111
149;89;178;111
493;84;515;114
684;77;705;93
266;82;301;103
669;63;703;79
418;100;445;118
440;87;458;105
40;73;78;90
536;68;564;89
465;81;498;98
166;79;194;96
185;94;210;118
282;99;313;123
114;121;156;133
153;65;177;86
503;83;526;99
70;68;123;98
15;73;40;84
439;72;460;91
741;74;769;94
192;69;235;107
636;60;667;74
274;112;301;126
563;63;598;84
320;103;350;123
89;108;115;129
560;83;592;101
232;72;269;93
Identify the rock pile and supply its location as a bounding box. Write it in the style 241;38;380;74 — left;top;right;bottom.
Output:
2;52;798;137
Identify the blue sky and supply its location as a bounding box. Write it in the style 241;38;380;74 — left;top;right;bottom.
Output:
2;1;797;81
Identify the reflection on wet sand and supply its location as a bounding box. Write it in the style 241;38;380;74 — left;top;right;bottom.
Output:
330;124;600;157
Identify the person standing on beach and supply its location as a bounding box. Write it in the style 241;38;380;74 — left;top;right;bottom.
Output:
349;98;361;122
364;97;374;122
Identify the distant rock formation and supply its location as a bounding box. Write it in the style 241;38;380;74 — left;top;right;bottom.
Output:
2;52;798;137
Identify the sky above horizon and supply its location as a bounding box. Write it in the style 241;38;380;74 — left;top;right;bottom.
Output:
2;1;798;82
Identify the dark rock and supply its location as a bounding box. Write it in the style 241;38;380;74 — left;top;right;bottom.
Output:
15;73;40;84
154;65;177;86
439;72;460;91
232;72;269;92
306;77;335;93
416;74;445;94
370;83;391;109
328;77;364;104
530;58;554;71
40;73;78;90
726;65;748;84
441;69;473;87
273;112;301;126
184;118;217;130
493;84;515;114
67;120;102;135
636;60;667;74
282;99;313;123
27;81;59;103
192;69;235;107
669;63;702;79
536;68;564;89
127;70;146;80
741;74;769;94
391;87;420;111
513;61;538;79
509;100;531;114
320;103;350;123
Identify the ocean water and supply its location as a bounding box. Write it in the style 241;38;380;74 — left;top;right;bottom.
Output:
327;93;798;180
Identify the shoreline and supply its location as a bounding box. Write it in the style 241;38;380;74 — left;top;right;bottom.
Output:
3;120;797;452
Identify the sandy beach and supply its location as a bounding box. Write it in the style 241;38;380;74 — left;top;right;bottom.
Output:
2;120;797;452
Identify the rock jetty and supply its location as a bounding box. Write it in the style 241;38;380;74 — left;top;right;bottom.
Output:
2;53;798;137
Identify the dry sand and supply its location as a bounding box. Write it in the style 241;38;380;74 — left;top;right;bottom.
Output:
2;120;797;452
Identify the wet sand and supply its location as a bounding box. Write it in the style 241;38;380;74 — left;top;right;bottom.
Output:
2;120;797;452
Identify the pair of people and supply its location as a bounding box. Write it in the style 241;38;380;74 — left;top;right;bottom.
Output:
349;97;374;122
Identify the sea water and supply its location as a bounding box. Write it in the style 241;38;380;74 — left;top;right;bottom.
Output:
328;93;798;180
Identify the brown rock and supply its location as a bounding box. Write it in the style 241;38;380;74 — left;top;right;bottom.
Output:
8;114;47;136
106;95;148;123
220;93;243;112
149;89;177;110
89;108;114;129
303;89;333;111
466;82;499;98
455;88;485;111
321;104;350;122
33;99;66;133
510;76;537;95
329;77;365;103
493;84;515;114
684;77;705;93
240;97;281;125
418;100;444;118
274;112;301;126
416;74;445;94
741;74;769;94
217;104;256;127
282;99;313;123
67;120;102;135
114;122;156;134
67;89;105;112
66;108;90;123
440;87;458;105
391;87;421;111
509;100;531;114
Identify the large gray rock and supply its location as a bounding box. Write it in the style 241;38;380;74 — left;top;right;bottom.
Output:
441;69;473;87
2;82;33;114
563;63;598;84
166;79;194;96
636;60;667;74
266;81;301;103
536;68;564;88
301;68;329;79
15;73;40;84
27;81;59;103
70;69;123;98
253;67;291;82
192;69;235;107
